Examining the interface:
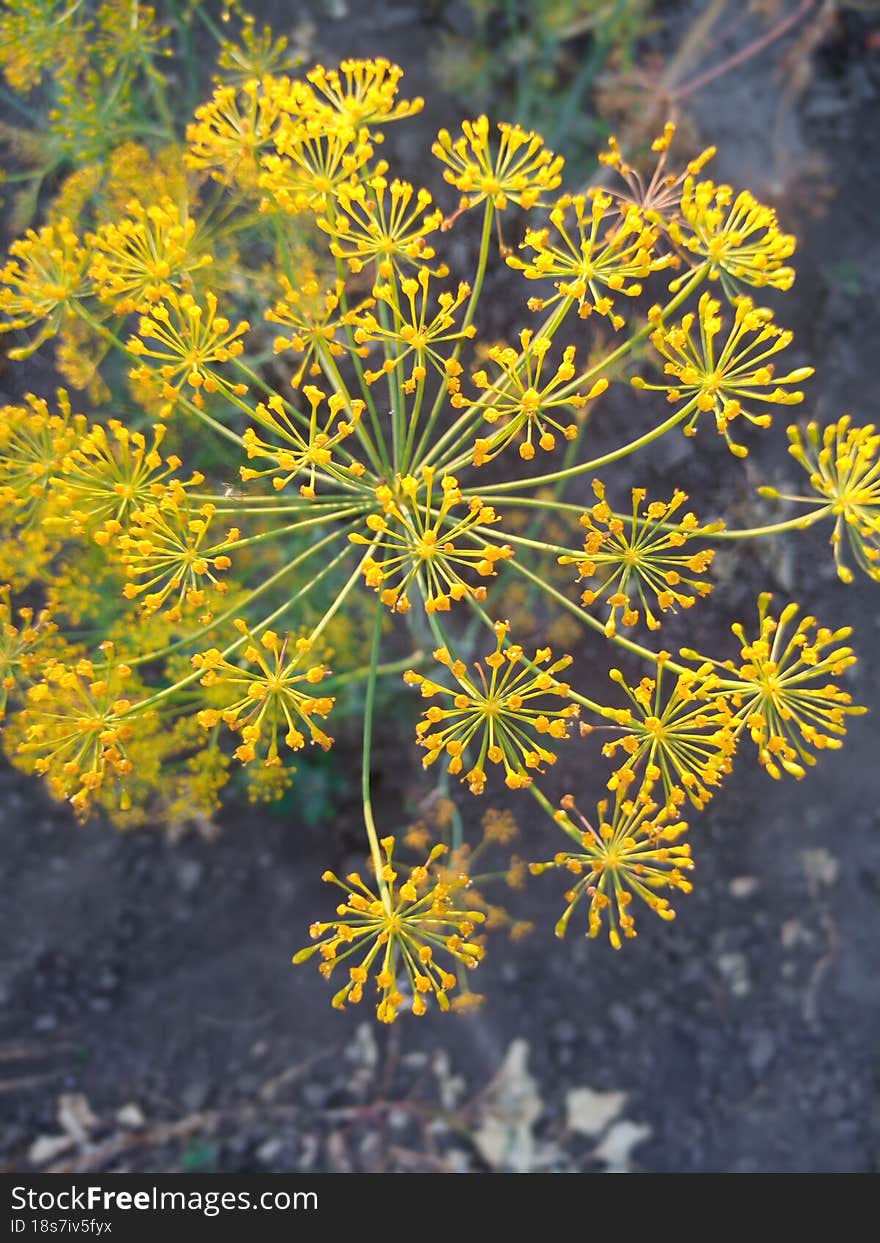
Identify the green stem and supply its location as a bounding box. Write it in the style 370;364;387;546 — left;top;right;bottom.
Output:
362;601;392;908
475;493;587;515
128;535;359;709
473;523;575;558
530;782;583;847
713;506;831;540
315;343;388;477
324;214;387;468
427;294;576;473
127;524;350;667
221;506;366;552
400;371;427;475
326;649;426;690
508;556;686;673
176;394;249;449
468;398;698;494
410;200;495;468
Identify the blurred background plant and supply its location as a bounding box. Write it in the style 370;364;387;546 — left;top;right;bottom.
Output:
428;0;656;159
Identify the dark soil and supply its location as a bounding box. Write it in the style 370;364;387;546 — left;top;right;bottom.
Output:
1;2;879;1174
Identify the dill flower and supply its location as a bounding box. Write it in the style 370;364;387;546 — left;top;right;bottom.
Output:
301;58;423;128
0;0;81;91
100;142;191;220
0;589;55;720
294;837;485;1022
0;220;90;353
633;292;813;457
432;116;564;211
418;814;532;939
781;418;880;583
119;495;236;622
261;122;379;215
318;176;444;279
594;659;736;811
245;761;295;805
669;177;796;295
126;290;250;414
266;277;366;388
354;269;475;393
558;480;721;635
404;620;579;793
482;806;520;845
682;594;867;780
0;390;85;527
17;643;145;819
507;191;672;328
49;420;188;543
193;620;334;765
53;313;110;402
215;13;291;84
92;1;170;76
185;77;286;188
47;57;122;164
350;467;513;613
84;713;229;833
531;792;693;949
599;121;716;226
240;385;366;498
88;196;211;314
463;330;608;465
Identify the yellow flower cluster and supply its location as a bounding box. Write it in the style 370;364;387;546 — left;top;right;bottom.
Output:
508;191;673;328
404;801;535;953
320;176;444;279
594;660;736;811
682;594;866;780
784;418;880;582
294;837;484;1022
0;390;84;528
49;420;183;543
127;290;250;415
531;791;693;949
194;621;334;766
633;292;813;456
462;331;608;465
0;41;870;1023
0;589;55;720
432;116;564;212
351;468;512;613
354;269;475;393
558;480;721;634
0;0;81;92
240;385;366;498
119;493;235;623
267;277;364;388
405;620;579;793
17;643;145;819
669;177;796;295
598;121;716;224
89;197;210;314
304;59;424;128
0;221;89;351
186;77;286;188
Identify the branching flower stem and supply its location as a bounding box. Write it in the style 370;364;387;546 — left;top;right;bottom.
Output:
446;267;709;481
362;600;393;910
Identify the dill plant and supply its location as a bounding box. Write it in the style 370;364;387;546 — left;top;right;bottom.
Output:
0;36;876;1022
